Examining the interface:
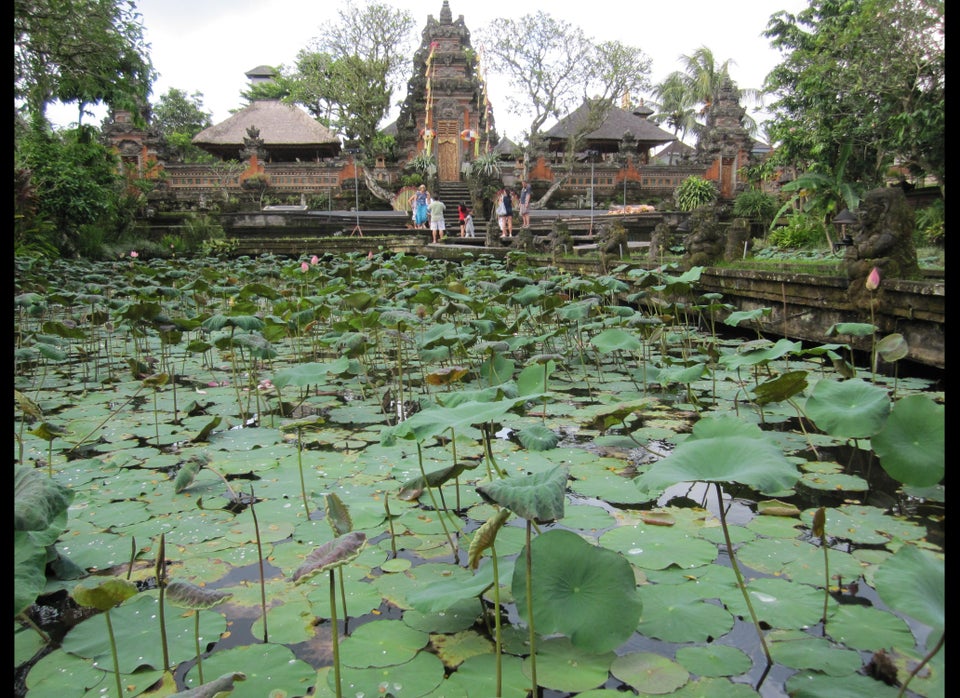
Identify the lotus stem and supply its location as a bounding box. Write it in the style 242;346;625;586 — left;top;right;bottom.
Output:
193;610;204;683
249;487;269;643
491;547;503;697
329;568;343;698
296;426;310;518
714;483;772;669
104;610;123;698
525;520;537;695
155;534;171;673
415;442;458;558
384;493;397;556
899;630;944;698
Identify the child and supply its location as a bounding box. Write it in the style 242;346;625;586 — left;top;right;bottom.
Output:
458;202;469;237
464;210;475;238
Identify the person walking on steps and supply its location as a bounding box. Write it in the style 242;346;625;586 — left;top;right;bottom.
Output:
409;185;431;229
428;197;446;244
519;180;532;228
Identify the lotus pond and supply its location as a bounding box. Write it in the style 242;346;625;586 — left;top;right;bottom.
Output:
14;252;944;698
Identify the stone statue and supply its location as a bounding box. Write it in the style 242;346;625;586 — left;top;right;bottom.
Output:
648;221;679;263
725;218;752;262
681;205;723;268
844;187;920;307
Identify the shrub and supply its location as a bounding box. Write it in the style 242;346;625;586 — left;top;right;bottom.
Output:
733;189;778;226
914;199;943;246
182;213;225;251
674;176;718;212
767;213;827;248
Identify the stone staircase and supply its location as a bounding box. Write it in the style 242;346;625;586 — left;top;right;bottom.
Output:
436;182;471;206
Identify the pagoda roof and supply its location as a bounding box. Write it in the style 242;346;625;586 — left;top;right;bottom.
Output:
544;101;676;146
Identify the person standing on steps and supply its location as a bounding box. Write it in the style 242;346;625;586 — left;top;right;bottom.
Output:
519;180;532;228
497;189;514;237
458;201;469;237
409;184;431;229
428;196;446;244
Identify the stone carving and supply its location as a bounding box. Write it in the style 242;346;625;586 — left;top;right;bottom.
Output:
724;217;752;262
648;221;680;262
241;126;268;161
681;206;724;268
844;186;921;307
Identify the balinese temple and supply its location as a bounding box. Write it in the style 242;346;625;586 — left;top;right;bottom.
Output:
101;1;768;209
693;75;757;199
390;0;495;185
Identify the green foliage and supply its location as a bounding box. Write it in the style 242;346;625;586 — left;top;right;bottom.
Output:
16;122;136;256
283;4;415;148
151;88;213;163
198;237;238;257
182;214;225;251
914;199;944;246
772;142;860;229
767;214;826;249
733;189;778;226
160;234;188;255
674;176;718;212
408;152;437;177
763;0;943;187
15;0;155;120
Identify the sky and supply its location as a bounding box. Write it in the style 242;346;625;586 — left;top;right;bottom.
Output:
47;0;810;143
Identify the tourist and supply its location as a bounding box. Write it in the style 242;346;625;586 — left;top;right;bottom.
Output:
428;197;446;244
464;209;475;237
458;201;469;237
519;180;532;228
497;189;514;237
409;185;431;229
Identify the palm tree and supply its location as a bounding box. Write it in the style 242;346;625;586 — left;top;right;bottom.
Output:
676;46;763;140
679;46;735;116
650;71;698;142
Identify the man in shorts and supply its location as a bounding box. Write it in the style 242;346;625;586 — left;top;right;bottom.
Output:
428;197;446;244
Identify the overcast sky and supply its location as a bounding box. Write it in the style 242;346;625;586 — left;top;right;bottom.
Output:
47;0;810;142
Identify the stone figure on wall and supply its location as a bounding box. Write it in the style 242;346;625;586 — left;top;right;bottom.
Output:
681;206;724;269
844;187;920;308
725;218;753;262
649;221;680;263
240;126;268;161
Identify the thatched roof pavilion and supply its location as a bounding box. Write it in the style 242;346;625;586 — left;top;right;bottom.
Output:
192;99;341;162
543;100;676;161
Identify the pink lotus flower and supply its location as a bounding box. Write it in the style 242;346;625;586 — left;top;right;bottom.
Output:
311;255;319;265
301;261;309;272
130;250;139;258
865;267;881;291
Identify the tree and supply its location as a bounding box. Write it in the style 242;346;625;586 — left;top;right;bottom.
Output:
282;52;338;125
650;71;699;142
478;11;652;169
762;0;944;189
240;71;292;104
16;120;131;256
285;1;415;152
152;89;214;163
15;0;155;124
